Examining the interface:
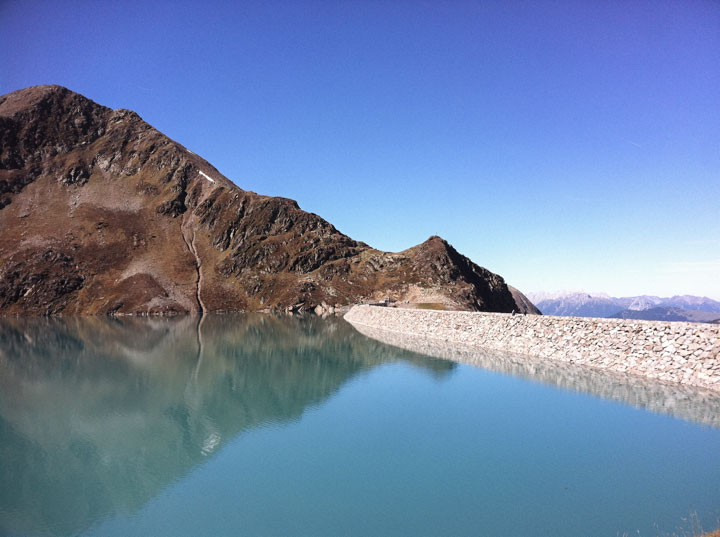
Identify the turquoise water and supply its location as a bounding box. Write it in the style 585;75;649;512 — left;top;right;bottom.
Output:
0;314;718;537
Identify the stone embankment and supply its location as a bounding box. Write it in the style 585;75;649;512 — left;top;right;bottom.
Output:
344;305;720;391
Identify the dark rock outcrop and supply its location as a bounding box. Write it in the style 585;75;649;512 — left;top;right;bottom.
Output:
0;85;535;315
508;285;541;315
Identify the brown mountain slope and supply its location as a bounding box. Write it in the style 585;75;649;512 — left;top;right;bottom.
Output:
0;85;536;315
508;286;541;314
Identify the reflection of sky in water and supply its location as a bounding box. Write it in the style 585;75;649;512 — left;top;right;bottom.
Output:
0;314;718;537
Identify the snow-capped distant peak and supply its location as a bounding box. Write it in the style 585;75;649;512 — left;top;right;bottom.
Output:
526;290;610;302
625;296;663;311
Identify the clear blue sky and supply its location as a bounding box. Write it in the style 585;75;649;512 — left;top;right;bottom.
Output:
2;0;719;298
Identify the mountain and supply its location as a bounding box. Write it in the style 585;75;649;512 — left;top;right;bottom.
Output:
612;295;720;312
526;291;621;318
610;307;720;323
0;85;536;316
508;286;541;314
615;295;664;311
658;295;720;313
528;291;720;322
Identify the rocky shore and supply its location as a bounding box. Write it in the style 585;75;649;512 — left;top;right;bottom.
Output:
344;305;720;391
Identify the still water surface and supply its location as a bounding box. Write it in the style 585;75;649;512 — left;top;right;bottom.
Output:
0;314;718;536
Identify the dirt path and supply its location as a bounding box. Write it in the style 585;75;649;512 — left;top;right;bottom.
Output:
180;217;204;314
179;171;217;315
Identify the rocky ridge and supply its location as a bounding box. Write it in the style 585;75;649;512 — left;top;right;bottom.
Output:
0;85;538;316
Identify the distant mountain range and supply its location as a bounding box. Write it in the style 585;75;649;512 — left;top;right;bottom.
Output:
610;307;720;323
526;292;720;323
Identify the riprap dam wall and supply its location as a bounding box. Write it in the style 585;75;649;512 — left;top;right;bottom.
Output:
344;305;720;391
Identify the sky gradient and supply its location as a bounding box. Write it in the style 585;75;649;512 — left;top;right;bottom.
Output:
2;0;719;298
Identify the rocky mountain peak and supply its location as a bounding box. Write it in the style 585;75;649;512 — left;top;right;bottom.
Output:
0;86;538;316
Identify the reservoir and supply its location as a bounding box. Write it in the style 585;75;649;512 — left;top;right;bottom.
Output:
0;314;718;536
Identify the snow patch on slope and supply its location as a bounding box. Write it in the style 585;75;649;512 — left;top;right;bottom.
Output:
198;170;216;184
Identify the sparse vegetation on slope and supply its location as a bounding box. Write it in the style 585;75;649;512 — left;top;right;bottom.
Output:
0;85;537;316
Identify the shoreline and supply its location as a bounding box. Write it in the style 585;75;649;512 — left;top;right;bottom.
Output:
344;305;720;392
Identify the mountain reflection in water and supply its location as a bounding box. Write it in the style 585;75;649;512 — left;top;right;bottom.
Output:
0;314;452;537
